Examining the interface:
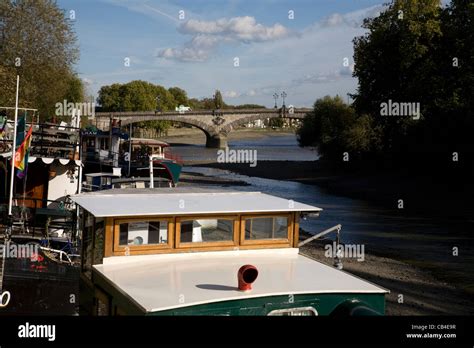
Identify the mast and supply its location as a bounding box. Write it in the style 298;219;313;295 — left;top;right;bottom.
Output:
8;75;20;216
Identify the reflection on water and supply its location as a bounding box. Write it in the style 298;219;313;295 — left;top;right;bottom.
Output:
184;166;474;290
170;135;319;162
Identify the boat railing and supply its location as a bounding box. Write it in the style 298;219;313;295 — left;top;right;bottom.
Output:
0;196;76;239
0;122;80;160
40;246;76;265
81;182;101;192
30;123;80;160
299;224;343;269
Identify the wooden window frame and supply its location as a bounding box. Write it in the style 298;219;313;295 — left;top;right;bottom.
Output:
240;213;293;247
175;215;239;249
113;217;174;254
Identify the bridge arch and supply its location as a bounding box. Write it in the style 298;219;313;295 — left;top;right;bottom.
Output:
118;115;227;148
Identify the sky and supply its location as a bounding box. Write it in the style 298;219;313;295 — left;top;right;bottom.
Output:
57;0;388;108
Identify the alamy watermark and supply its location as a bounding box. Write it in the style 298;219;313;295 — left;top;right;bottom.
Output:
325;242;365;262
18;322;56;341
55;99;95;117
380;99;420;120
0;242;40;259
217;147;257;167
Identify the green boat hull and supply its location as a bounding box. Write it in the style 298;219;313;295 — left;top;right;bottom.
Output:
146;293;385;316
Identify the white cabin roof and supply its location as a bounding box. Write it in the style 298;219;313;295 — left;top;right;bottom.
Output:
71;187;322;217
93;249;388;313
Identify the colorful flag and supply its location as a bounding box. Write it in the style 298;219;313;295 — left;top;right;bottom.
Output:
14;125;33;178
16;114;25;146
0;116;6;136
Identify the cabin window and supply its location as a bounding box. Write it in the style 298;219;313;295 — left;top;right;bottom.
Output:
99;138;109;150
241;214;292;246
113;217;174;254
176;216;238;248
245;217;288;240
119;221;168;246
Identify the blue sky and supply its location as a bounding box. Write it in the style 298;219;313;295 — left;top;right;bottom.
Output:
58;0;387;107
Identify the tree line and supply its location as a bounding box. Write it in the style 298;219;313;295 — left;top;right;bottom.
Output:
0;0;84;120
97;81;266;133
297;0;473;171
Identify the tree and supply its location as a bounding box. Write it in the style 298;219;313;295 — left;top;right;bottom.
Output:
63;74;85;103
268;117;284;128
200;98;215;110
188;98;204;110
297;96;373;159
429;0;474;153
97;84;122;111
213;90;224;109
97;81;174;134
120;80;157;111
0;0;80;119
352;0;442;153
168;87;188;106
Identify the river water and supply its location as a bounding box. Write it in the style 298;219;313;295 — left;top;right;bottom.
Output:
169;133;319;162
178;134;474;292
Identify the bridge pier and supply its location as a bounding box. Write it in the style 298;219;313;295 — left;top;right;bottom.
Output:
206;134;227;148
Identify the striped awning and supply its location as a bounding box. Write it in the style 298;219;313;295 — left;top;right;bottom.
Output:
0;153;81;166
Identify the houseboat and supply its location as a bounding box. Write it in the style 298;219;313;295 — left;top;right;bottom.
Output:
120;138;182;186
81;124;129;171
82;128;182;187
73;187;388;316
0;118;81;314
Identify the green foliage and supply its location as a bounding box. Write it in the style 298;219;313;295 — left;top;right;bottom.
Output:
297;96;374;158
343;114;383;153
342;0;474;158
213;90;224;109
98;80;177;112
168;87;188;106
63;74;85;103
297;96;384;159
187;98;203;110
98;80;176;132
0;0;80;119
268;117;284;128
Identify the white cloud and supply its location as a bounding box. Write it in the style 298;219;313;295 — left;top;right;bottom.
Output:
179;16;291;42
158;35;221;62
246;89;257;97
223;90;240;98
159;16;293;62
81;77;94;86
320;4;383;28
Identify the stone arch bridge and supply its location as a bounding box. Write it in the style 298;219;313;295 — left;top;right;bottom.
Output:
93;107;310;148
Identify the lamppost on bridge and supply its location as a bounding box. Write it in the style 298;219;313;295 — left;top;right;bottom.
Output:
273;93;279;109
281;91;287;108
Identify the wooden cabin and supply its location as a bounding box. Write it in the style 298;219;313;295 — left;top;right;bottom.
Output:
73;187;387;316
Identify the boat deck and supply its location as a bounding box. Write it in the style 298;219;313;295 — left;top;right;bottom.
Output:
93;248;388;313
